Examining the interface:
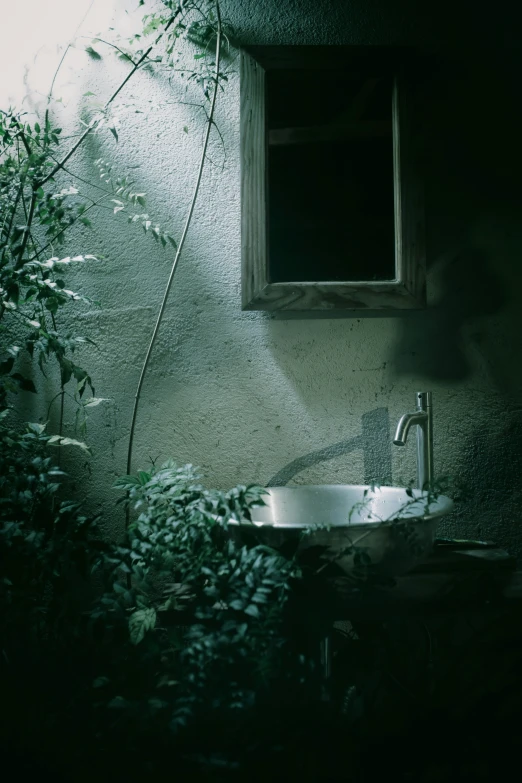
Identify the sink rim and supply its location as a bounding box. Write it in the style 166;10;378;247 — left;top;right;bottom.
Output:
227;483;454;530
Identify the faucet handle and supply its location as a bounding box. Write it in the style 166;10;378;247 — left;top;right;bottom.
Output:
416;391;432;410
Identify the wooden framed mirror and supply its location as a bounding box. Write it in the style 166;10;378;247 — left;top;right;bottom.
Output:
240;46;426;312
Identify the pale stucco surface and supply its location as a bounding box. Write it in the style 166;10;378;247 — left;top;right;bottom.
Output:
4;0;522;553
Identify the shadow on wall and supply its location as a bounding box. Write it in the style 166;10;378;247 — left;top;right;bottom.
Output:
393;49;522;384
392;249;508;381
440;416;522;555
266;406;522;555
267;407;392;486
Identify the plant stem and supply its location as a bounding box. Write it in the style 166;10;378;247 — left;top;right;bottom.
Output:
26;193;112;262
125;1;222;512
58;163;113;194
80;35;137;65
0;180;23;266
20;127;113;197
46;389;66;421
46;0;95;126
1;135;30;262
50;312;66;465
58;387;65;466
15;189;37;268
39;11;180;189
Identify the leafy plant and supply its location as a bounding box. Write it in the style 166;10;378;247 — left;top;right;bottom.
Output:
0;0;227;427
95;462;302;731
0;2;323;777
0;410;110;650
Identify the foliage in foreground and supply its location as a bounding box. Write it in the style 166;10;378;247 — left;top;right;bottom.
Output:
0;2;309;774
97;462;302;730
0;410;109;645
0;435;310;775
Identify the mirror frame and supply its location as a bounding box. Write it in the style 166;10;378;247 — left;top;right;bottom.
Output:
240;46;426;312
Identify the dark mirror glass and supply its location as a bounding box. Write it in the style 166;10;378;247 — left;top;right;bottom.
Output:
267;70;396;283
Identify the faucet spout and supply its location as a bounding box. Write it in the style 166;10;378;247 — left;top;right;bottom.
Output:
393;410;428;446
393;392;434;491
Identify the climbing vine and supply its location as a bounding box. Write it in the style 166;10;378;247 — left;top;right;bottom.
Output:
0;5;311;777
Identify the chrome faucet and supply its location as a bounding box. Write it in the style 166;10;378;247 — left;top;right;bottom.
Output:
393;391;434;491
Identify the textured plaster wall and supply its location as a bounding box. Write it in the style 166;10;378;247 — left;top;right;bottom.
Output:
6;1;522;553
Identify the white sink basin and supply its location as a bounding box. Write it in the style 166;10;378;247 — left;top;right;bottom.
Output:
228;485;454;581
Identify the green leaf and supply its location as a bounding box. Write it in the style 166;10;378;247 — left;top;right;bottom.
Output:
129;607;156;644
27;422;47;435
0;357;15;375
113;475;141;488
34;122;41;133
83;397;107;408
108;696;129;709
59;359;73;386
27;254;98;271
76;376;88;395
148;698;167;711
85;46;102;60
52;186;78;198
11;373;37;393
112;581;126;595
47;435;92;454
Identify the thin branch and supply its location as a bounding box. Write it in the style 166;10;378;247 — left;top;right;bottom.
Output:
24;219;47;261
25;192;112;262
18;191;45;264
56;164;113;195
45;0;96;129
18;128;113;196
15;189;37;268
17;128;32;157
125;2;223;500
78;35;137;65
39;11;180;189
0;135;30;264
17;142;35;240
1;1;102;271
6;305;45;330
46;390;65;423
179;102;227;170
58;387;65;446
50;311;66;464
0;180;24;265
